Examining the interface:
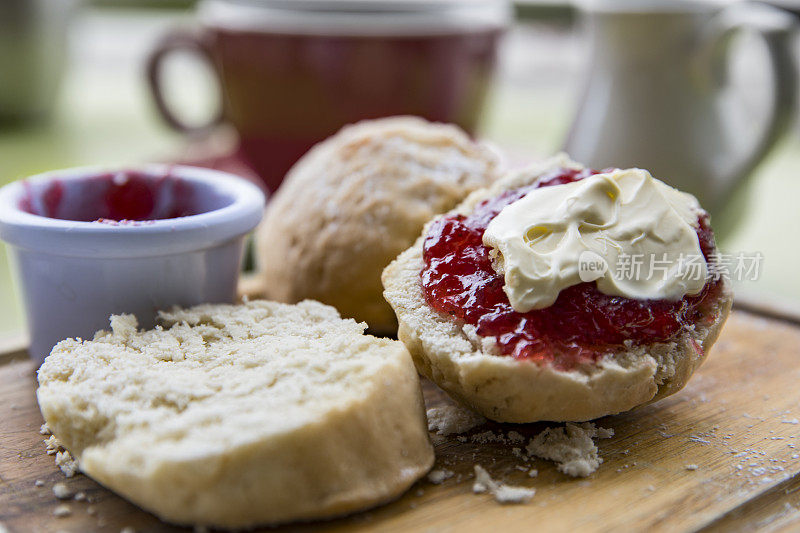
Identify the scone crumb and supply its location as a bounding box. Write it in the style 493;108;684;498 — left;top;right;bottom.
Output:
507;431;526;443
74;492;86;501
53;482;71;499
427;469;454;484
528;469;539;478
43;434;80;477
594;426;615;439
526;422;614;478
34;479;45;487
470;430;506;444
685;464;699;471
56;450;79;478
44;435;59;455
53;504;72;518
472;465;535;504
427;403;486;436
40;423;51;435
493;484;536;504
472;466;490;493
121;527;136;533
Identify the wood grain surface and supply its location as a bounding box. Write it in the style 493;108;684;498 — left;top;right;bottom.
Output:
1;310;799;533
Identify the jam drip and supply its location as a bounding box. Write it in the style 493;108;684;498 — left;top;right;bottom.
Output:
420;167;722;369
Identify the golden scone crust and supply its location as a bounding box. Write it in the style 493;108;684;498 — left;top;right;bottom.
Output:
382;154;733;423
253;116;498;333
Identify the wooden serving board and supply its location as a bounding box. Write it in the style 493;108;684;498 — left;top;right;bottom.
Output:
2;310;800;533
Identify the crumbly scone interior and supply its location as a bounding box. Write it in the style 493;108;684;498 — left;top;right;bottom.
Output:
37;300;404;464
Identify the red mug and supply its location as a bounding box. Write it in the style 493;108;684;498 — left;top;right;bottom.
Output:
147;0;510;192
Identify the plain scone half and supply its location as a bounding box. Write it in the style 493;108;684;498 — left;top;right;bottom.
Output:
36;300;434;529
382;154;733;423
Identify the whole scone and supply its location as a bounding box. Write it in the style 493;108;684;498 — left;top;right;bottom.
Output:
37;300;434;529
252;116;498;333
382;155;733;423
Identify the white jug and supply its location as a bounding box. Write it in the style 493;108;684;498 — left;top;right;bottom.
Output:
564;0;797;233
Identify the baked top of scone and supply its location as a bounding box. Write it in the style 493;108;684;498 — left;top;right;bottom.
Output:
254;116;498;333
383;154;732;423
37;299;433;528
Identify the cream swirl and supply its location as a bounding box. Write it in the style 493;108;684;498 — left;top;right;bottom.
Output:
483;168;708;312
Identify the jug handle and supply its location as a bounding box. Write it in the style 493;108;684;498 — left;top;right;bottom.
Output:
697;4;797;197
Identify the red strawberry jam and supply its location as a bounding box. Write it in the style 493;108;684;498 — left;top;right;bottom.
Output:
420;167;722;370
19;171;198;222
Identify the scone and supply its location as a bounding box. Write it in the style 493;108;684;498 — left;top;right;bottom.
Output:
36;300;434;528
251;116;499;333
383;154;732;423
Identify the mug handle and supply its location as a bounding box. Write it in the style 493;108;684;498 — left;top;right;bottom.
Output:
146;29;225;136
698;4;798;195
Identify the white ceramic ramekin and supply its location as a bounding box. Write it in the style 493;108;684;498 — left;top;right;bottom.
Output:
0;164;265;366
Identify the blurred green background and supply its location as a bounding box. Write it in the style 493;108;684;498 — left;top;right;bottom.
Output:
1;2;799;343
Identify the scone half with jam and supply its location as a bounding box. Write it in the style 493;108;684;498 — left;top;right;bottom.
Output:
382;154;732;423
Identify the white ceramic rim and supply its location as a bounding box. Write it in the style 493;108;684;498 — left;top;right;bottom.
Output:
578;0;737;14
199;0;512;36
0;164;265;258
